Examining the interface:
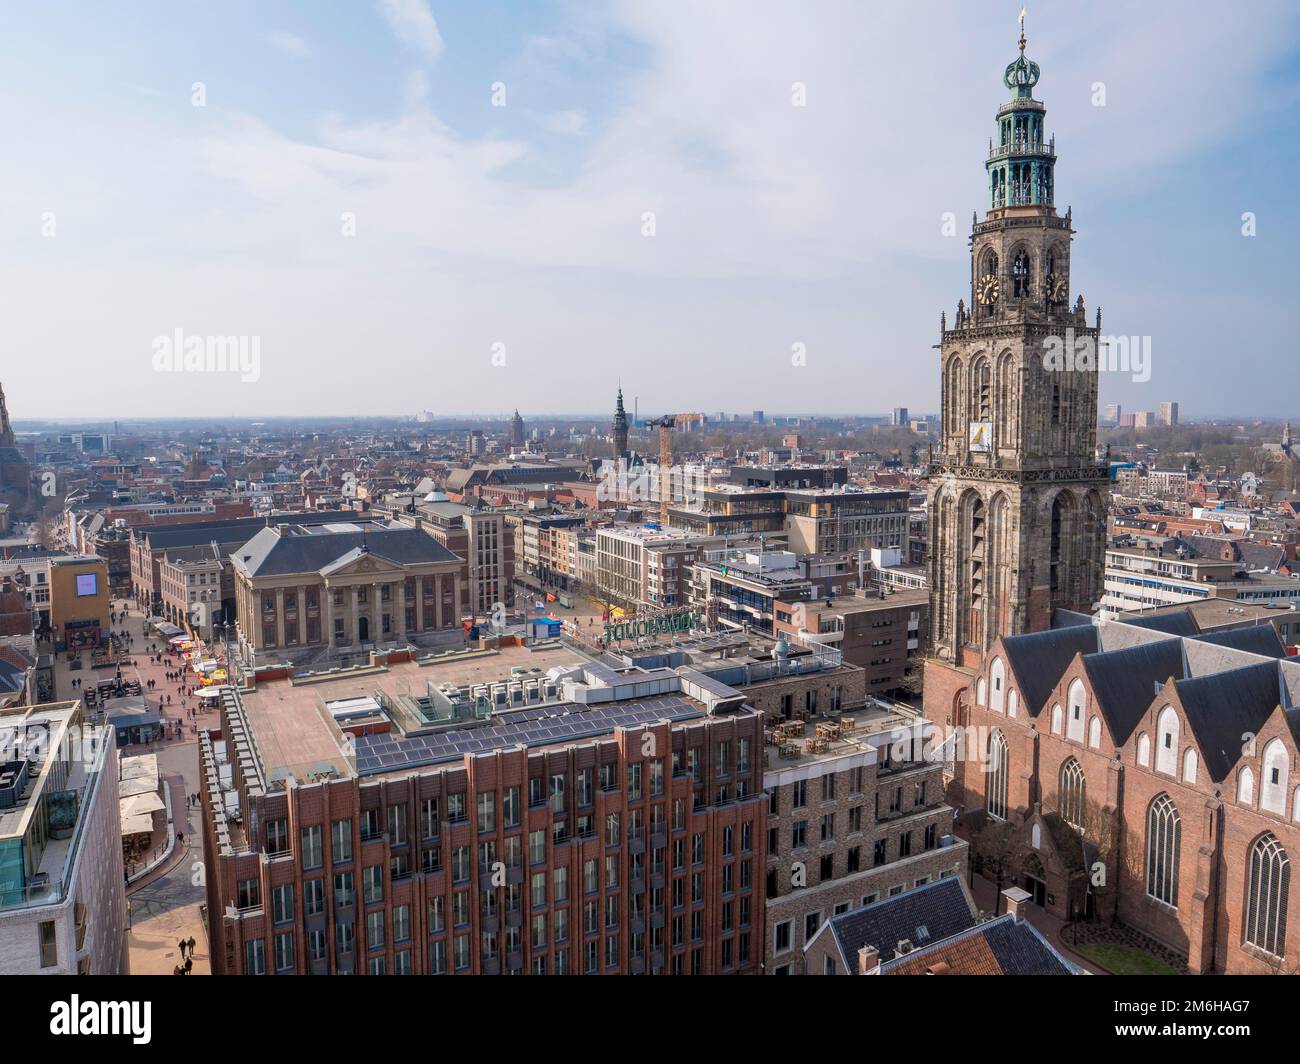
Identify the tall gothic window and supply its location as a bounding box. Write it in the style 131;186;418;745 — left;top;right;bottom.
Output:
975;359;991;422
967;497;987;646
1059;758;1086;829
986;730;1009;821
1146;794;1181;908
1245;833;1290;958
1049;493;1067;595
1012;250;1032;297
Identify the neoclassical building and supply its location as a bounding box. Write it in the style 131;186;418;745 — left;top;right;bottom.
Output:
231;520;463;664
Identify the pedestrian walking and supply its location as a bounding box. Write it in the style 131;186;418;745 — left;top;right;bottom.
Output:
187;936;197;957
178;937;187;958
184;956;193;974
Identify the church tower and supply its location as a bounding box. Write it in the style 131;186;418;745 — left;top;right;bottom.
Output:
927;18;1109;667
611;387;629;459
0;382;15;447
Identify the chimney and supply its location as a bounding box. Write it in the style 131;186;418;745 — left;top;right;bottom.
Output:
857;944;879;975
1002;885;1032;922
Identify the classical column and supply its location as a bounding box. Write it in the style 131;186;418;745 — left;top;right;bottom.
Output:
396;578;408;641
324;584;335;649
452;574;463;625
415;576;425;632
434;574;444;630
274;588;286;647
371;582;382;643
350;585;360;645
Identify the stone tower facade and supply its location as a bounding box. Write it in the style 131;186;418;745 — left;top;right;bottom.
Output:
927;24;1109;668
611;387;629;459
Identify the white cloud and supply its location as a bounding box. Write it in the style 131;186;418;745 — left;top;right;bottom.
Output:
376;0;444;62
3;0;1299;419
260;30;310;58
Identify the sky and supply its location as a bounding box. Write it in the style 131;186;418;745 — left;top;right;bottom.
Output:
3;0;1299;422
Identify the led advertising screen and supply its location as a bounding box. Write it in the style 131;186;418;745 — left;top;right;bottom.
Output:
75;573;98;597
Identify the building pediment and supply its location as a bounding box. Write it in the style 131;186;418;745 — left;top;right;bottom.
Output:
320;549;405;579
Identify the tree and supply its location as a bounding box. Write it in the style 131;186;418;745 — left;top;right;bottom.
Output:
964;811;1023;916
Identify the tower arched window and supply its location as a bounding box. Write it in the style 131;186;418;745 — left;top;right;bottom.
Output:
987;729;1009;821
1059;758;1085;829
1244;833;1289;958
1012;250;1032;298
944;359;963;439
974;360;992;422
1146;793;1181;908
989;657;1005;712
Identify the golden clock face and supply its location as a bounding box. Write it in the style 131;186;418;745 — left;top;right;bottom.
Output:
977;273;999;305
1047;274;1068;302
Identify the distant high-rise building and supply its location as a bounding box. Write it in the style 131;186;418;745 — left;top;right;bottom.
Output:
892;406;909;426
1104;402;1122;424
509;409;525;447
752;410;765;424
1159;401;1179;427
1133;410;1156;428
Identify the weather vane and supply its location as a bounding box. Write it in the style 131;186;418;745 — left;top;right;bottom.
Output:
1019;7;1027;51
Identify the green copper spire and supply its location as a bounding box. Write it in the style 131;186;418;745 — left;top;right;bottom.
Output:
985;10;1055;211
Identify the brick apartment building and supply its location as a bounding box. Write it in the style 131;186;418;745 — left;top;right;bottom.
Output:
200;644;767;975
763;706;965;974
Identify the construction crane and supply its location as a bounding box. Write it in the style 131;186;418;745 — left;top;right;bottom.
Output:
645;415;676;527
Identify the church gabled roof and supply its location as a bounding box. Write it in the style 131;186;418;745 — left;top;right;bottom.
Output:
1001;624;1098;716
1083;638;1186;746
1176;661;1285;782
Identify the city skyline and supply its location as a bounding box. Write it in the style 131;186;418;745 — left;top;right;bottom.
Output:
3;0;1298;419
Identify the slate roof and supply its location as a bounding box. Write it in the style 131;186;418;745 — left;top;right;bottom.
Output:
824;876;977;966
1121;609;1200;636
1083;638;1186;745
879;913;1077;975
0;656;25;696
1191;624;1285;659
1175;661;1284;782
1051;609;1094;629
1239;542;1286;572
138;510;348;550
1001;624;1099;716
234;524;460;577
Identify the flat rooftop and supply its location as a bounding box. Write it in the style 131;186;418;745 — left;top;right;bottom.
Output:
235;643;596;779
762;699;923;772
